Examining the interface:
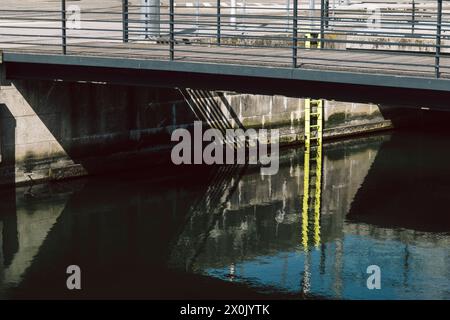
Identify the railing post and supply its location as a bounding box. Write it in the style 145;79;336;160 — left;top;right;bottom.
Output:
170;0;175;60
320;0;325;48
62;0;67;54
412;0;415;34
435;0;442;78
293;0;298;67
217;0;221;45
123;0;129;43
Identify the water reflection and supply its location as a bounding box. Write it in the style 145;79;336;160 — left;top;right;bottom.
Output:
0;131;449;299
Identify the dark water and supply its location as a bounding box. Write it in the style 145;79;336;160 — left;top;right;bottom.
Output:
0;130;449;300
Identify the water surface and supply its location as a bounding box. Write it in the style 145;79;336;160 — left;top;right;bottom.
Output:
0;130;449;299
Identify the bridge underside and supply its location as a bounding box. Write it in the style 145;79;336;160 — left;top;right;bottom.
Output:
3;52;450;110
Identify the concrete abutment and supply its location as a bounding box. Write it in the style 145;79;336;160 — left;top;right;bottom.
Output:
0;75;402;186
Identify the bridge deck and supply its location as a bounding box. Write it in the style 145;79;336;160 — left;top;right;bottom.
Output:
3;41;450;80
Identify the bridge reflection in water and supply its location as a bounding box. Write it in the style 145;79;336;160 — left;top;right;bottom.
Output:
0;131;450;299
169;131;450;300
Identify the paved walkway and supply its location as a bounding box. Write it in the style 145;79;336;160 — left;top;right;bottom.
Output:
3;40;448;79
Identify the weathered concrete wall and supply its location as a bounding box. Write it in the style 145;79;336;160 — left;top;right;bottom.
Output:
0;78;394;186
219;92;391;144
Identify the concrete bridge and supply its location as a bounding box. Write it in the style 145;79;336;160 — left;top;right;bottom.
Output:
1;0;450;186
1;0;450;108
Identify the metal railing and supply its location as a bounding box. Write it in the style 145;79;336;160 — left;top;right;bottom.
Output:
0;0;449;78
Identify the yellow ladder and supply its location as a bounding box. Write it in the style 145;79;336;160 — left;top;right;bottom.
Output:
305;33;321;49
302;99;323;251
